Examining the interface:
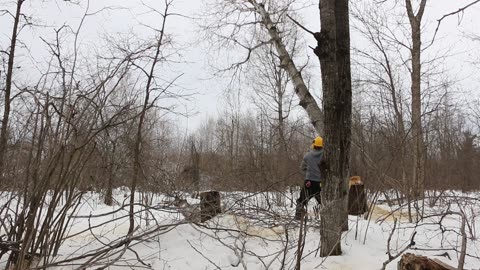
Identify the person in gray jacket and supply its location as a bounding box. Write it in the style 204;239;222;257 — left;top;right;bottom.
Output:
295;136;323;220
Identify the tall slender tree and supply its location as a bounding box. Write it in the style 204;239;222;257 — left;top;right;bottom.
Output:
0;0;25;183
405;0;426;204
128;1;173;235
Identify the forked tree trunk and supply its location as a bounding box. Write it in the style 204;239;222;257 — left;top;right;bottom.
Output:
316;0;352;257
405;0;426;204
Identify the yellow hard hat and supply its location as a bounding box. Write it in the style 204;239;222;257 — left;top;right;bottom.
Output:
312;136;323;148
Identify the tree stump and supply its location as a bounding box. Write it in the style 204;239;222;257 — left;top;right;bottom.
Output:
398;253;455;270
200;191;221;222
348;176;367;215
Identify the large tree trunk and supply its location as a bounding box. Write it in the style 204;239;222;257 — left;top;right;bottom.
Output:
315;0;352;257
405;0;426;205
334;0;352;233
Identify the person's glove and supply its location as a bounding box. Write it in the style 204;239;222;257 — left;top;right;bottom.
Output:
305;181;311;188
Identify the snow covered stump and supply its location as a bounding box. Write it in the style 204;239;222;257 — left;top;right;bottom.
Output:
200;191;222;222
347;176;367;215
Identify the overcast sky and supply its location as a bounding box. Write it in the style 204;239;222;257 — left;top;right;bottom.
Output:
1;0;479;133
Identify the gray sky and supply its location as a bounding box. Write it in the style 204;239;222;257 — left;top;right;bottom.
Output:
1;0;479;133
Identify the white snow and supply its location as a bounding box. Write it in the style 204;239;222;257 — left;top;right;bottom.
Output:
1;189;479;269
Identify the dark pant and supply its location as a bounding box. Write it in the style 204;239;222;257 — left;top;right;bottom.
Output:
295;180;321;219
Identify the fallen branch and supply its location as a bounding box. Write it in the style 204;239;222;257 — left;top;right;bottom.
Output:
381;218;417;270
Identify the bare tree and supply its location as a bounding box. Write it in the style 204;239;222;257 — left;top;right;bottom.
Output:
0;0;25;184
123;0;183;235
247;42;302;192
0;1;176;267
350;0;470;221
405;0;427;205
201;0;352;257
351;1;414;220
201;0;323;135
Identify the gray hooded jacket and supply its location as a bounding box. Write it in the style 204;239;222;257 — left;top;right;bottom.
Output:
300;149;323;182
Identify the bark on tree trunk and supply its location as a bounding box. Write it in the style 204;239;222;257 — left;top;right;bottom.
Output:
200;191;221;222
316;0;352;257
105;142;116;206
128;4;169;235
129;92;147;235
398;253;454;270
105;172;114;206
348;177;367;215
0;0;24;183
252;1;324;135
405;0;426;203
191;141;200;193
335;0;352;233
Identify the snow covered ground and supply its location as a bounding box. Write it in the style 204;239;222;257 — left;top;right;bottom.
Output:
1;189;479;269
